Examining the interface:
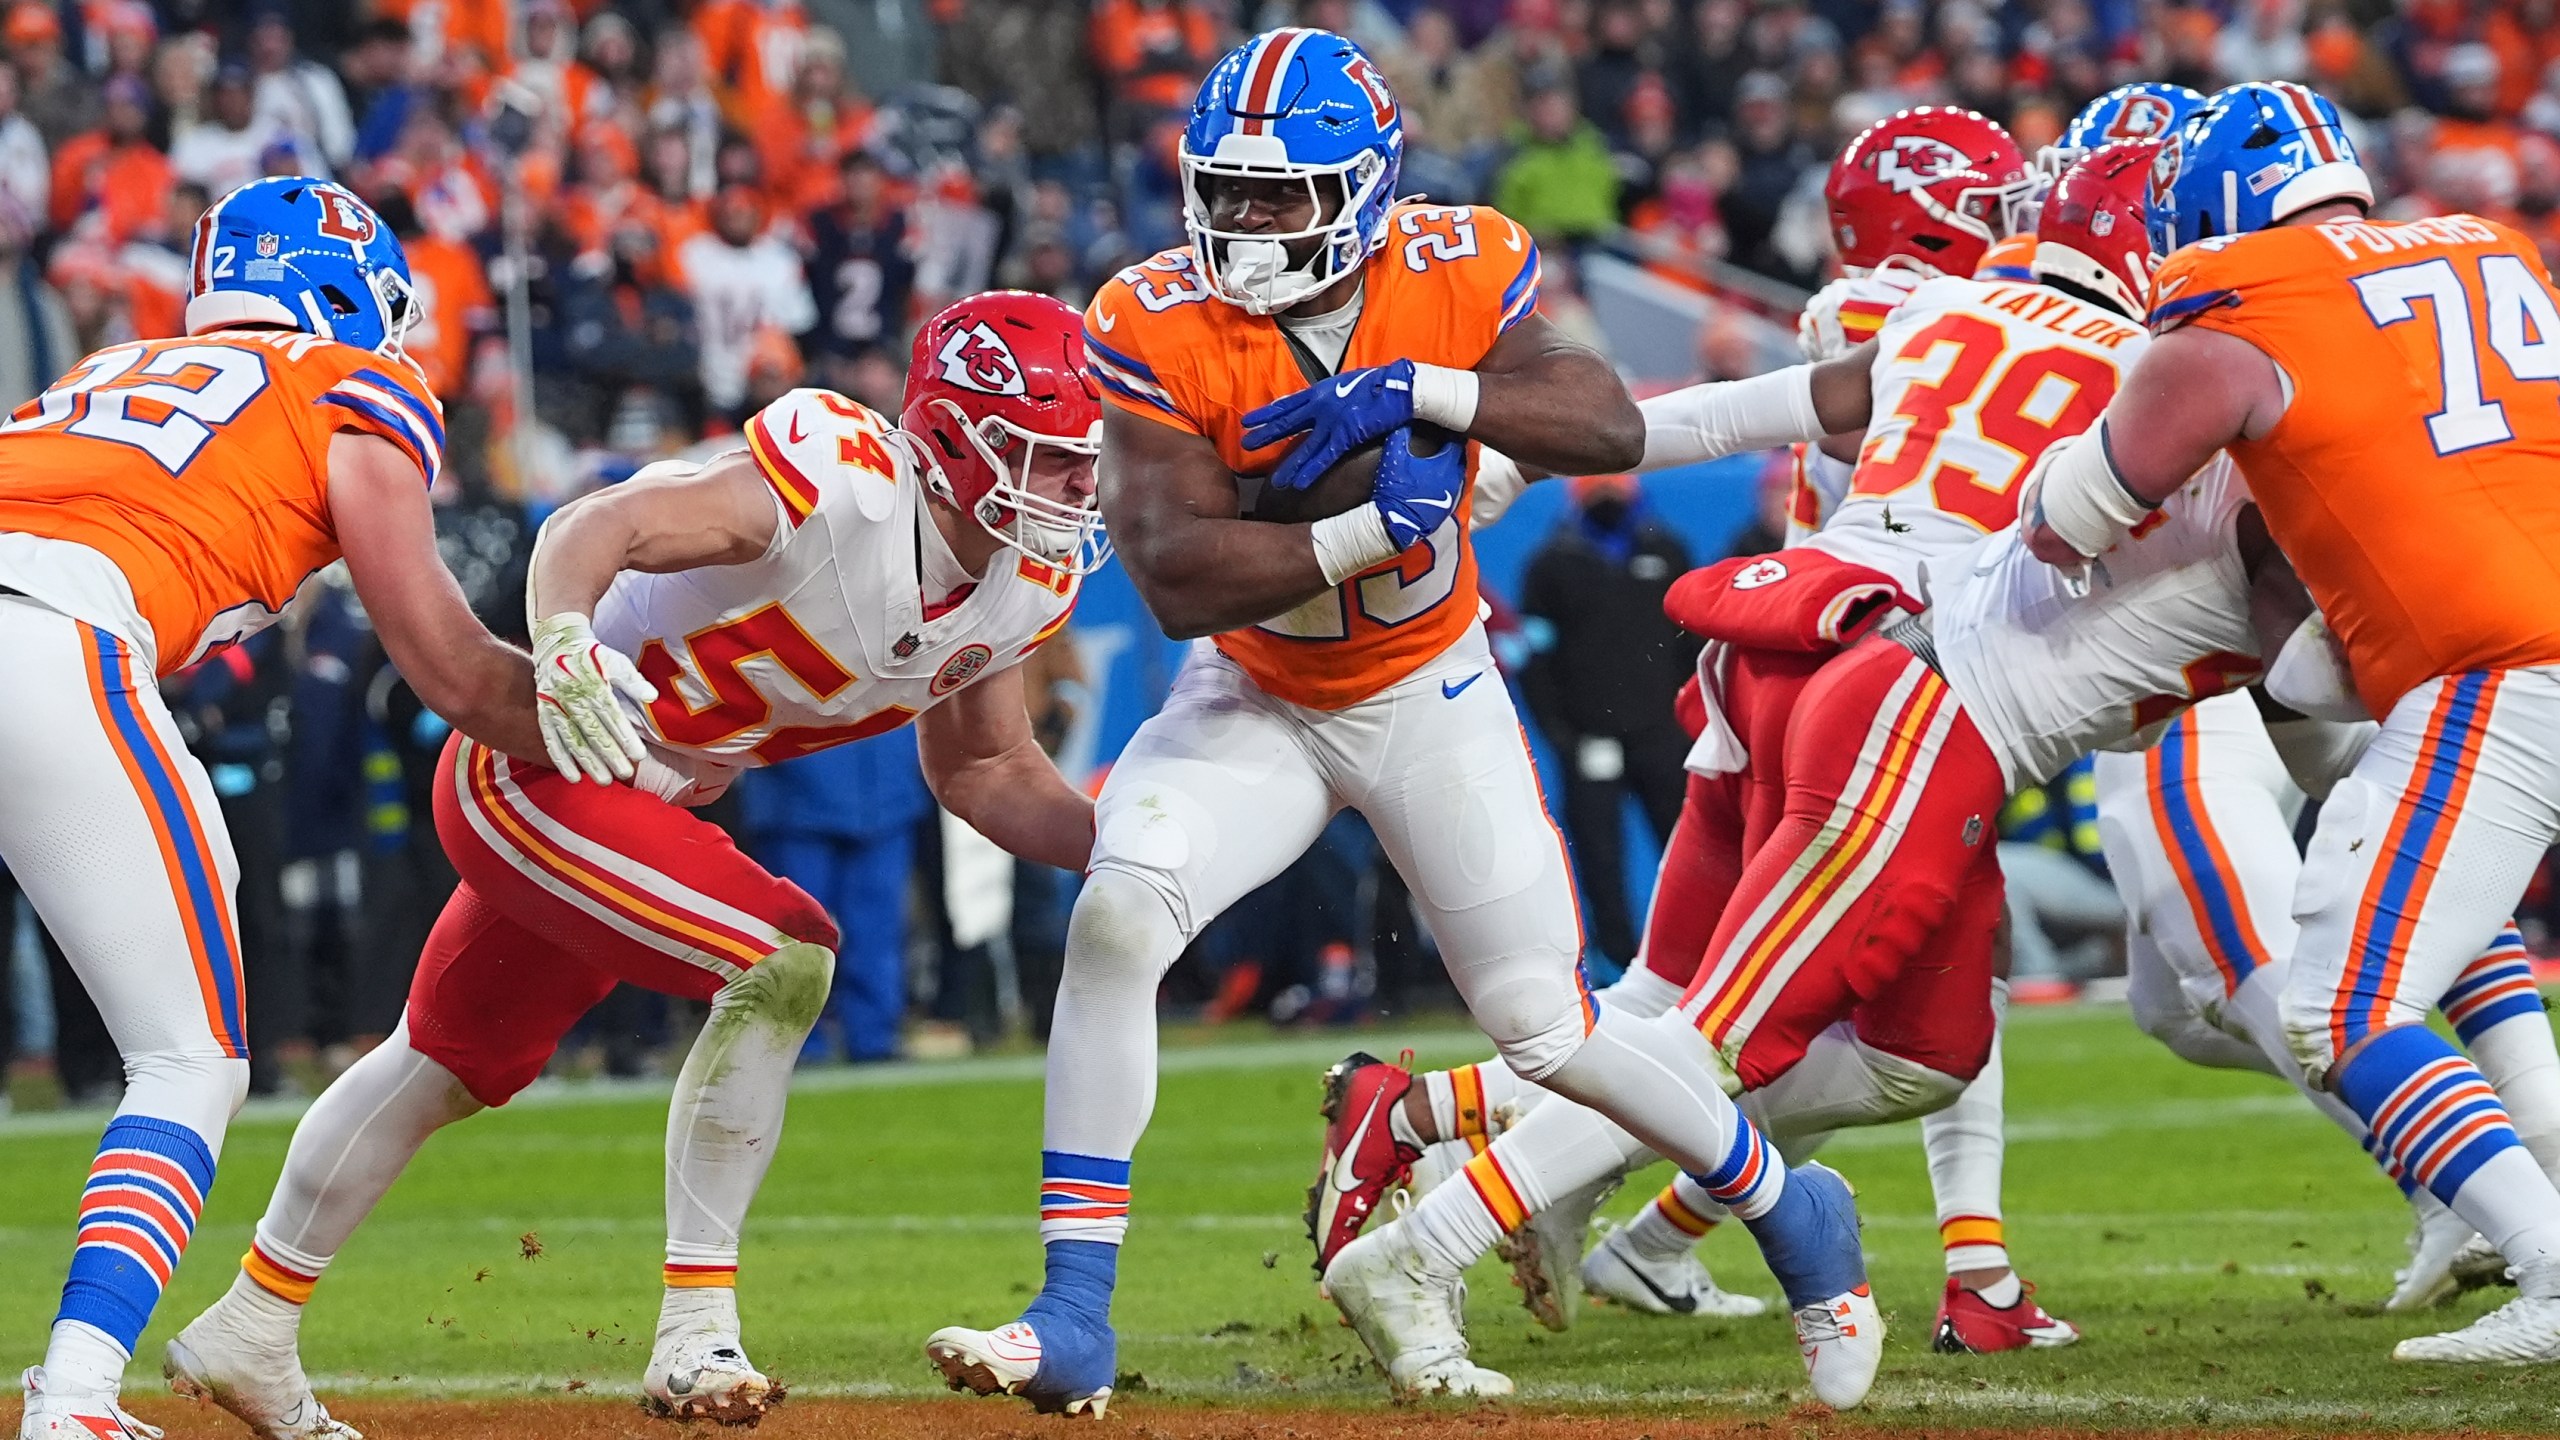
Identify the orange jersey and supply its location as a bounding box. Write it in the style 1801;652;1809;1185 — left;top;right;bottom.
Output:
1972;232;2039;281
1085;202;1544;710
0;332;444;675
2152;214;2560;714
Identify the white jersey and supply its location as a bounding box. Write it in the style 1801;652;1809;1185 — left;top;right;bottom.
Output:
591;387;1078;802
1787;269;1927;543
1929;457;2261;792
1810;275;2148;593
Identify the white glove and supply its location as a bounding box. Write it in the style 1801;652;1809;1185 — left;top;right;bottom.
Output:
1470;447;1528;529
531;611;660;783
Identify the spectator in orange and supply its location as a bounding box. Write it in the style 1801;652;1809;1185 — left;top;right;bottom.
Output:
563;123;654;257
373;109;495;243
380;189;495;399
695;0;809;120
2434;44;2525;166
755;27;872;213
374;0;510;74
111;177;197;341
510;0;613;144
10;1;95;146
1089;0;1219;129
2304;3;2406;116
89;0;154;86
47;74;167;244
642;123;712;274
647;26;723;200
2485;0;2560;120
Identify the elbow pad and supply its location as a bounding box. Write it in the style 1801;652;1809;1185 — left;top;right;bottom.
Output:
2027;423;2155;560
1640;366;1824;472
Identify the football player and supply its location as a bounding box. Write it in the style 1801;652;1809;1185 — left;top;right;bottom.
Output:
2025;80;2560;1362
165;292;1107;1437
0;177;571;1440
924;28;1879;1412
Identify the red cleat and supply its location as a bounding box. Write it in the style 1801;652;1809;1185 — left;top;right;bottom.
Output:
1306;1050;1422;1275
1931;1276;2081;1353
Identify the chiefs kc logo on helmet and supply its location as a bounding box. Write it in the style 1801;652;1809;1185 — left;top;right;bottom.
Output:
1870;135;1973;195
934;321;1027;397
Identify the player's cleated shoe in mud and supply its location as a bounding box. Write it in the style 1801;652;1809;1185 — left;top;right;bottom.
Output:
1498;1174;1617;1331
925;1317;1113;1418
1742;1162;1882;1408
1930;1276;2081;1352
21;1368;163;1440
164;1297;360;1439
2392;1294;2560;1363
1307;1051;1423;1275
640;1331;780;1425
2452;1233;2516;1291
2386;1198;2482;1312
1323;1218;1513;1398
1579;1222;1769;1318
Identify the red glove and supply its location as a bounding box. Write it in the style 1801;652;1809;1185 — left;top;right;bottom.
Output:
1663;548;1915;653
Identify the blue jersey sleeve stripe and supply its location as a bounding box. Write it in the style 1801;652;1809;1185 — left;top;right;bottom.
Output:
1084;331;1160;383
2146;288;2240;330
319;393;434;480
351;368;447;447
1094;369;1185;419
1498;244;1543;322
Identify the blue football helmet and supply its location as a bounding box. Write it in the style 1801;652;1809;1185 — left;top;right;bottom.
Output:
1179;27;1404;315
185;176;419;355
2043;82;2206;173
2148;81;2371;257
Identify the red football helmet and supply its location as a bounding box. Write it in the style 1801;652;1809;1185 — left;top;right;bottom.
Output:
900;291;1107;573
2031;140;2160;319
1826;107;2032;277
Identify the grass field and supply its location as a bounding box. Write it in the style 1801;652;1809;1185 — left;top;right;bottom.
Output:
2;1002;2557;1436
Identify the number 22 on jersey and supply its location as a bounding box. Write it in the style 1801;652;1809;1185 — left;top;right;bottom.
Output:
3;342;271;473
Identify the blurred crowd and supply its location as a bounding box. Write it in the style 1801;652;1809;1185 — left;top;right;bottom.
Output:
3;0;2560;1103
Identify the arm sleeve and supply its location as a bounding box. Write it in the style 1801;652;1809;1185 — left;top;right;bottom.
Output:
1635;365;1825;473
317;360;447;485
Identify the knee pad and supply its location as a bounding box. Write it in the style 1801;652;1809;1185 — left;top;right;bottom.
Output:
718;942;834;1036
1067;865;1190;977
121;1049;251;1140
1472;962;1591;1084
1857;1040;1967;1122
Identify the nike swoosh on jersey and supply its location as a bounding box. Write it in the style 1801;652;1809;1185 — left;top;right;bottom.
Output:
1328;1091;1390;1194
1503;221;1525;252
787;414;807;444
1441;672;1481;699
1094;308;1120;332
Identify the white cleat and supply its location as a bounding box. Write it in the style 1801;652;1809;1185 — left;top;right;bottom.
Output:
2452;1232;2515;1291
20;1368;162;1440
1580;1223;1769;1318
2392;1294;2560;1363
2386;1199;2480;1312
640;1331;780;1425
923;1323;1110;1418
1497;1175;1617;1331
1323;1220;1514;1398
163;1302;359;1440
1794;1286;1884;1409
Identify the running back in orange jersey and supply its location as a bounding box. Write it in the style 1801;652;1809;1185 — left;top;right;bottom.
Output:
1084;200;1543;710
0;330;444;675
2150;215;2560;716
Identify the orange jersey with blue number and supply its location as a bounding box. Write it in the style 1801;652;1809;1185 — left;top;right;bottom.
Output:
1084;201;1543;710
2150;215;2560;715
0;331;443;676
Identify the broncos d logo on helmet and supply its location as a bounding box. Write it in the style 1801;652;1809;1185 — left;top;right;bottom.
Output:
935;322;1027;397
2105;94;2178;141
1872;135;1973;194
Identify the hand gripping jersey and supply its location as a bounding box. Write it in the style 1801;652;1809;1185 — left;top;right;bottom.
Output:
1083;201;1543;710
592;387;1078;800
2148;214;2560;717
1820;273;2146;591
1928;457;2262;791
0;331;444;675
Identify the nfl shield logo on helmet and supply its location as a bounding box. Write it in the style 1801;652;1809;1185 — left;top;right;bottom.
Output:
256;233;280;258
935;322;1027;397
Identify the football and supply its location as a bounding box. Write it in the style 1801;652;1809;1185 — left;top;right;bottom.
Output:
1242;423;1456;525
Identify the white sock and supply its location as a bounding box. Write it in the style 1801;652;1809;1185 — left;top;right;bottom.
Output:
1418;1061;1527;1148
1599;963;1684;1020
1619;1173;1726;1262
658;1283;740;1342
1403;1090;1654;1278
666;944;829;1289
1923;980;2010;1276
1534;1009;1746;1179
39;1320;128;1398
1973;1271;2024;1305
2451;1145;2560;1296
249;1024;483;1304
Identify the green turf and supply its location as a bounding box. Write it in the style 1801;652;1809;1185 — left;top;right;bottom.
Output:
1;1006;2556;1430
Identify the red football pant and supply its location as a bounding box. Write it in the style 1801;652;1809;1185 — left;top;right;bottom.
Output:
1677;637;2007;1090
1637;646;1830;992
411;736;838;1106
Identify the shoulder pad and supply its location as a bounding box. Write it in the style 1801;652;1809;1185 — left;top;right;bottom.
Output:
744;388;902;527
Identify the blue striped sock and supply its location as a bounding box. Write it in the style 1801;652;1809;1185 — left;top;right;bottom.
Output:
2443;930;2544;1046
1037;1151;1131;1247
58;1116;216;1351
2336;1024;2522;1207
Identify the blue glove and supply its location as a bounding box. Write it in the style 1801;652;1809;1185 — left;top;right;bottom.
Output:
1371;425;1465;552
1242;359;1417;492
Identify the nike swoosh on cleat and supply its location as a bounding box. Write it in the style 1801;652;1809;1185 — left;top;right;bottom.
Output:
1328;1091;1389;1194
1624;1263;1699;1314
1440;673;1481;699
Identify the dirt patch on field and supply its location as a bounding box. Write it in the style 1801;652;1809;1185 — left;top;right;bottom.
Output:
62;1396;2544;1440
